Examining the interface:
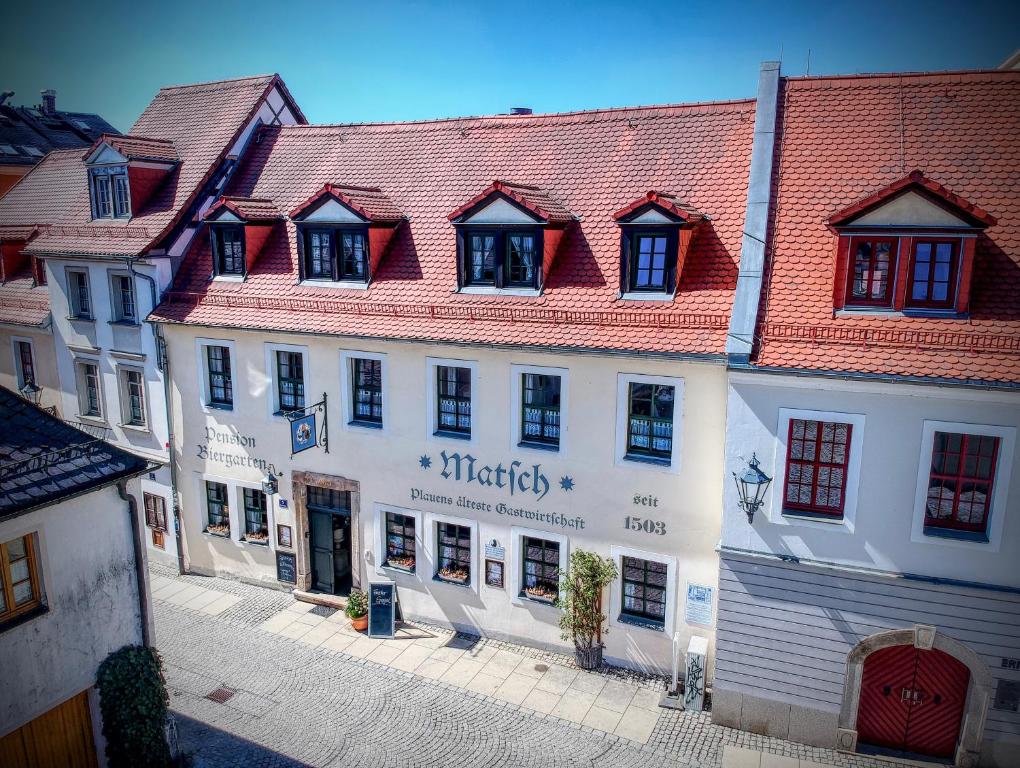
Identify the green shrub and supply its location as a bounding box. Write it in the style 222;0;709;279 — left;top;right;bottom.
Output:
96;645;171;768
345;589;368;618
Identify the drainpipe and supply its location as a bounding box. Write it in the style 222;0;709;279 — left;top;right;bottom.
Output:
117;479;151;646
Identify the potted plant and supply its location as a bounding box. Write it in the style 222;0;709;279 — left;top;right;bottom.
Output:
345;589;368;631
557;549;618;670
437;566;470;584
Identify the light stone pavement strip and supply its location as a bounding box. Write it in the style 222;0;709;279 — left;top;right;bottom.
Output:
149;565;904;768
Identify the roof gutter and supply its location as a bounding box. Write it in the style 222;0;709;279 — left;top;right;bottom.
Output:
726;61;781;365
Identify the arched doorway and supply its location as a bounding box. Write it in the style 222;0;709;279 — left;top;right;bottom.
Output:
857;644;970;759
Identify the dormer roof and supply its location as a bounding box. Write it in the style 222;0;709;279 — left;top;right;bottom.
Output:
826;169;997;229
447;180;575;225
84;133;179;165
205;196;281;223
613;191;706;224
289;184;403;224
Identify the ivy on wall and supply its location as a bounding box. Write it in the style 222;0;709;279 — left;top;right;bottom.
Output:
96;645;171;768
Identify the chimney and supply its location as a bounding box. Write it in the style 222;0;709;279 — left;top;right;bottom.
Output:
510;107;533;116
40;89;56;115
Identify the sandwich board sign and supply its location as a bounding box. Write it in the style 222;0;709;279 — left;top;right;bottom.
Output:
367;582;396;638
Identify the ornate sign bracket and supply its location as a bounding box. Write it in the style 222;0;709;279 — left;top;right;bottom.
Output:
285;392;329;458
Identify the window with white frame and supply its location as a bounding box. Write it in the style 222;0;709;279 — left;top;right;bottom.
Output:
75;360;103;418
510;527;568;605
609;545;677;634
510;364;567;451
205;481;230;536
266;344;308;416
119;367;146;428
110;273;137;323
384;512;416;571
351;357;382;425
13;339;35;389
427;358;477;441
67;269;92;319
207;345;233;407
242;487;269;544
616;374;683;470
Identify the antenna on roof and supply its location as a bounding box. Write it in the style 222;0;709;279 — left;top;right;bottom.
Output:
806;49;811;76
778;42;783;64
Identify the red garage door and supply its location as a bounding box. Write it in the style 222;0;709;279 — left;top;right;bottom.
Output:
857;644;970;759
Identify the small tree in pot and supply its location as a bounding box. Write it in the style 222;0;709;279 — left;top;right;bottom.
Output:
557;549;618;669
345;589;369;632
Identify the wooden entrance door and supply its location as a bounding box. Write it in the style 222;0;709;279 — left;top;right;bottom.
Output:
310;509;334;593
0;690;97;768
857;644;970;759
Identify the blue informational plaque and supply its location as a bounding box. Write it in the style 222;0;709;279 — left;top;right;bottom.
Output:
367;582;396;638
290;413;316;454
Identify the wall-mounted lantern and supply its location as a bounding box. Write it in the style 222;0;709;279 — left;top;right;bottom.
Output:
19;381;42;406
733;453;772;524
261;472;278;496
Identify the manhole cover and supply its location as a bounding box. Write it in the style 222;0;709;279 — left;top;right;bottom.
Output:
309;605;338;618
205;687;236;704
534;663;549;673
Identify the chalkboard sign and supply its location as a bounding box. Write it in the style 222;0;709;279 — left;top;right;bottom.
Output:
276;551;297;585
368;582;396;638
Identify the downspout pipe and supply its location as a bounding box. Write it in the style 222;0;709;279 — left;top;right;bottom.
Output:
117;478;151;647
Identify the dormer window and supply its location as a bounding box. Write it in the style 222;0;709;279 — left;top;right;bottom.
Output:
613;192;704;300
290;184;404;287
829;171;996;316
212;225;245;276
90;166;130;219
448;181;574;294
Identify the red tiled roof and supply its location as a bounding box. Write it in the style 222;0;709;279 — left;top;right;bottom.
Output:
613;191;705;223
0;226;38;242
447;180;575;224
0;268;48;327
206;196;281;222
0;75;300;258
290;184;404;223
826;169;996;228
150;99;756;356
755;70;1020;385
88;133;179;163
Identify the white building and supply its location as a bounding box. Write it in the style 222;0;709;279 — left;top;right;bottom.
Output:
0;75;305;569
716;66;1020;768
0;386;151;765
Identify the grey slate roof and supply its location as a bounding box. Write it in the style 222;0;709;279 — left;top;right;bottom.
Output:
0;387;149;519
0;103;117;167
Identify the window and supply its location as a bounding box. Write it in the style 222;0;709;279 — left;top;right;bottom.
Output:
907;239;958;309
620;556;667;628
521;536;559;602
521;373;560;448
120;369;146;427
630;234;670;291
307;487;350;513
111;274;136;323
77;361;102;418
924;432;999;536
782;419;852;518
351;358;382;425
213;226;245;276
846;236;896;306
143;493;168;531
301;227;370;282
384;512;415;571
276;350;304;414
0;534;42;625
205;481;229;536
68;270;92;319
242;488;269;544
626;382;675;462
460;229;541;290
90;166;130;219
14;341;34;389
436;365;471;436
435;522;471;584
304;230;333;279
338;231;367;280
206;346;233;407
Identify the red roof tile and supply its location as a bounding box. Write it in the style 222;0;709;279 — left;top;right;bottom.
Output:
290;184;404;223
87;133;179;164
150;99;756;356
0;75;301;258
613;191;705;223
447;180;575;224
205;196;281;222
0;269;48;327
755;70;1020;385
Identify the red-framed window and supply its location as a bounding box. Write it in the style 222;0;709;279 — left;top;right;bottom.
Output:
845;236;897;307
906;239;959;309
924;431;999;535
783;419;852;517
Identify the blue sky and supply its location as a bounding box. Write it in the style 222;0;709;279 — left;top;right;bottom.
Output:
4;0;1018;131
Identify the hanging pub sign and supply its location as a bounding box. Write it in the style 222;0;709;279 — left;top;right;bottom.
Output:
368;582;396;638
285;393;329;458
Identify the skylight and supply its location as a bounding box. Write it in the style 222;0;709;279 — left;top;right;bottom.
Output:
0;144;18;155
20;145;44;157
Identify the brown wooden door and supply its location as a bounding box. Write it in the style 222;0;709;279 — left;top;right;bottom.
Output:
0;690;98;768
857;644;970;759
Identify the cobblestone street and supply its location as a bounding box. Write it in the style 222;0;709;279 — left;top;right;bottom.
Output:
151;565;899;768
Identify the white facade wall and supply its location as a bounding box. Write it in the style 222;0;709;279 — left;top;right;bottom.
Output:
0;324;60;413
0;484;143;739
165;325;728;674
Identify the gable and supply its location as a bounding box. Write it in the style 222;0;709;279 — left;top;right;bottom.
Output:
301;197;366;224
86;143;128;165
463;197;539;224
850;191;971;228
208;209;242;223
629;208;675;224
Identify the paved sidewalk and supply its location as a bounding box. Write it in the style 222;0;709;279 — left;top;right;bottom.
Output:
149;565;913;768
